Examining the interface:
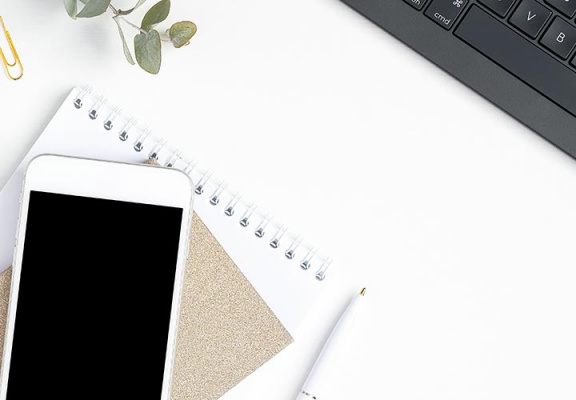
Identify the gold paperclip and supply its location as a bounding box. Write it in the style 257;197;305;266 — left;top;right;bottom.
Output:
0;16;23;81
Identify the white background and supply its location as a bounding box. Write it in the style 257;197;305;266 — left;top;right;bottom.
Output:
2;0;576;399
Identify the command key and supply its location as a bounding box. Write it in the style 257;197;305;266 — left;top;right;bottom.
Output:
425;0;468;29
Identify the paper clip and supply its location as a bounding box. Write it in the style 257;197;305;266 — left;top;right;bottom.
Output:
0;16;23;81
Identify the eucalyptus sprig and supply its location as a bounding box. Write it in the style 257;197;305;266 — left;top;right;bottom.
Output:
63;0;197;74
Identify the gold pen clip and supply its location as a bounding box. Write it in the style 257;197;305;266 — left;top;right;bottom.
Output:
0;16;23;81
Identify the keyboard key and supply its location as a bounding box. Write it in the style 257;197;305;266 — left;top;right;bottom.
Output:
545;0;576;18
404;0;429;10
425;0;468;29
509;0;552;38
455;6;576;117
540;17;576;59
479;0;516;17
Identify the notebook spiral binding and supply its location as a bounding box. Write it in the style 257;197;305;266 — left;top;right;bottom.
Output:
73;87;332;281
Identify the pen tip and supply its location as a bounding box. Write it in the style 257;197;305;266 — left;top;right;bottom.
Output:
359;288;366;296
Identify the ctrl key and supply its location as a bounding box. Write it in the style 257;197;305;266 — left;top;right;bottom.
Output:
425;0;469;29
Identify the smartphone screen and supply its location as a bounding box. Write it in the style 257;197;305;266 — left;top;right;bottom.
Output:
5;190;183;399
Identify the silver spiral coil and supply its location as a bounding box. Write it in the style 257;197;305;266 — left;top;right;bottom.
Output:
73;86;332;281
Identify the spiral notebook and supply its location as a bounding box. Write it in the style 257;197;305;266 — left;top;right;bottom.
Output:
0;87;332;399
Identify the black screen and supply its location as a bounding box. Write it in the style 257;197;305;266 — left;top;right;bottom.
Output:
6;191;183;399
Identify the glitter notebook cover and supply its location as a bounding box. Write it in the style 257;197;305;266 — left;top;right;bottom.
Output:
0;214;293;400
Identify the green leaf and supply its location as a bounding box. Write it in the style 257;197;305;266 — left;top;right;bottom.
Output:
141;0;170;32
76;0;111;18
169;21;197;48
114;17;135;65
118;0;148;16
134;30;161;74
63;0;78;19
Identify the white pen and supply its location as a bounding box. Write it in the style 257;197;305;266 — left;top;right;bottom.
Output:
296;288;366;400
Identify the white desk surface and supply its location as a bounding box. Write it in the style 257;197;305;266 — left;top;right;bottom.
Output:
2;0;576;399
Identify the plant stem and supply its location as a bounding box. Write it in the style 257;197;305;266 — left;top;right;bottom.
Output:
120;17;147;34
109;3;147;34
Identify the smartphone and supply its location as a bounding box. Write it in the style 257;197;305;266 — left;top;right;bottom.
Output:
0;155;194;399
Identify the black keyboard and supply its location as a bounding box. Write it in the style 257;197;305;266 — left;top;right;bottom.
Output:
342;0;576;159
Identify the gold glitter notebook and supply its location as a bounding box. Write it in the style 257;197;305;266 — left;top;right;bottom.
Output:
0;214;293;400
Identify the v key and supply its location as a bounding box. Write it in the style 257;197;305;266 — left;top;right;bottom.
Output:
510;0;552;39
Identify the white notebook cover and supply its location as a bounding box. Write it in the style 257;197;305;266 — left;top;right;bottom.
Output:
0;87;328;336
